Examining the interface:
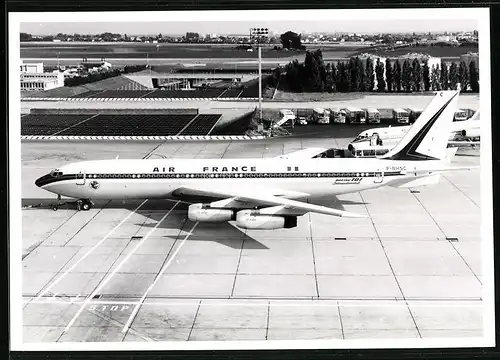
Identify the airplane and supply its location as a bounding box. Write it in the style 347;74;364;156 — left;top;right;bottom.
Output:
35;90;475;230
348;109;481;153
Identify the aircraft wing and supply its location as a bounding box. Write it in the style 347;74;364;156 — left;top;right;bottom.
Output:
172;186;367;218
274;147;328;159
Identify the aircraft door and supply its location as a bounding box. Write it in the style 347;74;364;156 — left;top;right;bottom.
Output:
374;169;384;183
76;170;86;185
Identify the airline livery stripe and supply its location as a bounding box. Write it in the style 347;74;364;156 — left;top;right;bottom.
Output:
37;171;402;187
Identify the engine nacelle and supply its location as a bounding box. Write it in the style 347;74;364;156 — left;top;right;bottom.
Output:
188;203;234;222
235;210;297;230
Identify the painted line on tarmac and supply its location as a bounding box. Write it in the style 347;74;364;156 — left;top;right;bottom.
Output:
121;221;199;333
23;298;484;308
36;199;149;301
63;201;180;333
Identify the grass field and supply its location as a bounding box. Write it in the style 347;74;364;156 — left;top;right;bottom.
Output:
271;90;365;102
20;42;370;60
20;42;478;62
21;43;302;59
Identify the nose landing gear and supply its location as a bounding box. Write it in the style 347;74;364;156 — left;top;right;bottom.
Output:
77;199;93;211
51;196;93;211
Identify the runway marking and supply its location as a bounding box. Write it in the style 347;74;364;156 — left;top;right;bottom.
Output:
36;199;149;300
442;174;480;208
24;298;484;308
121;221;199;333
62;201;179;333
50;114;100;136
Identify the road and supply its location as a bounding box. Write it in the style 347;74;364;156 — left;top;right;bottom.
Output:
21;94;480;114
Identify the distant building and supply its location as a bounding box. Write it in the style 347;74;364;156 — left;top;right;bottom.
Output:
20;70;64;91
394;53;441;70
79;61;112;72
20;62;43;74
460;52;479;71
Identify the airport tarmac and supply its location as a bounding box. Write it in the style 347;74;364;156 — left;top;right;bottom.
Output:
21;136;483;343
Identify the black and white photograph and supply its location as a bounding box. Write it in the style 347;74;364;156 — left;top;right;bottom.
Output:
9;8;494;351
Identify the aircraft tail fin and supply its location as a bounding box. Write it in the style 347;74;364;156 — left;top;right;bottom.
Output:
380;90;460;161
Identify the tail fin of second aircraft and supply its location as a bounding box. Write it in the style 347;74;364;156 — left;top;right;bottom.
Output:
380;90;460;161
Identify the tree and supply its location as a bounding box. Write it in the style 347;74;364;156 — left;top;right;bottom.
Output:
324;63;335;92
385;59;393;92
336;62;350;92
348;58;358;91
280;31;304;50
393;59;402;92
364;58;375;92
449;62;459;90
375;58;385;92
20;33;32;41
440;61;449;90
303;50;324;91
330;63;338;92
402;59;412;92
412;58;423;92
357;58;366;92
423;60;430;91
430;64;441;91
469;60;479;93
185;32;200;42
458;61;469;91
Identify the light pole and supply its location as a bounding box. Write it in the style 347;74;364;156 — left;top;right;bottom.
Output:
258;46;262;121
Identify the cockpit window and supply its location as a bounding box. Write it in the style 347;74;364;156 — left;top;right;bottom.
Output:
353;134;369;142
50;169;63;177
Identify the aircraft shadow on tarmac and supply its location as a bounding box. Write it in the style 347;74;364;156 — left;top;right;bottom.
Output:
136;213;269;250
22;195;367;250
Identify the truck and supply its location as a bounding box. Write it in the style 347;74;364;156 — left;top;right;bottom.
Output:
392;108;410;124
365;108;381;124
407;107;423;124
311;108;331;124
330;108;347;124
454;108;468;122
342;107;366;124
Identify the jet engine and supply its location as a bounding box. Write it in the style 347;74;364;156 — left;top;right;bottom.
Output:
188;203;235;222
235;210;297;230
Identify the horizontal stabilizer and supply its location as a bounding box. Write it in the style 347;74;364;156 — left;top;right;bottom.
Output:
275;148;328;160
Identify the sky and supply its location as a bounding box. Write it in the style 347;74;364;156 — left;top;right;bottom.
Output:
20;19;478;36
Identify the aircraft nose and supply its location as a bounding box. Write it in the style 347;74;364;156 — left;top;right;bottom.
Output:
35;174;51;188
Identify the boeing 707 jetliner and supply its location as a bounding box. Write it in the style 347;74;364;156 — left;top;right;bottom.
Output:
35;91;475;230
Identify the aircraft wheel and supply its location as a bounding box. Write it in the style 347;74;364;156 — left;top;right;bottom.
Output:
52;205;58;211
81;200;92;211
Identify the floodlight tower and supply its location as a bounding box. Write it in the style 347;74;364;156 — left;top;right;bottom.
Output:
258;46;262;121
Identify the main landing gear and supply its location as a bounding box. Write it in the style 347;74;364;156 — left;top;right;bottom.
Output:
51;195;93;211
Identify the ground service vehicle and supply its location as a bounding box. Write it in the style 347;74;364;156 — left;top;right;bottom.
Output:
343;107;366;124
330;108;347;124
274;109;296;128
365;108;381;124
312;108;331;124
408;108;423;123
454;109;468;122
393;108;410;124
